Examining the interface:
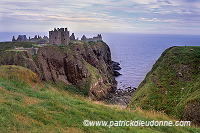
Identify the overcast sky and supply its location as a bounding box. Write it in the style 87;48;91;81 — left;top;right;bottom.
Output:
0;0;200;35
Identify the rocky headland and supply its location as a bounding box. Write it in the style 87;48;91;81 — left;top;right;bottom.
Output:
0;41;117;100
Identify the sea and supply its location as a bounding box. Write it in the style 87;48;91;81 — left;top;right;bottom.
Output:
103;33;200;89
1;32;200;89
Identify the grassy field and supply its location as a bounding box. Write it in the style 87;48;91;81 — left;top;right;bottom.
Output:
129;46;200;125
0;65;199;133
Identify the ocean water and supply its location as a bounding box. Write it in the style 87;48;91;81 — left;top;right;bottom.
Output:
1;32;200;89
103;33;200;89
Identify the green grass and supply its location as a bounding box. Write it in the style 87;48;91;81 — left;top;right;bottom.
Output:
129;46;200;123
0;41;36;55
0;65;199;132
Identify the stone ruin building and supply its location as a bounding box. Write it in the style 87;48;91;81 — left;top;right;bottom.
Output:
12;35;49;44
11;27;103;56
12;35;28;41
69;33;76;41
81;34;102;42
29;35;49;43
49;28;69;45
12;27;103;46
49;27;103;45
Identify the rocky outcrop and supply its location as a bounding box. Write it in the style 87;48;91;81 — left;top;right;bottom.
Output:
112;61;122;70
108;86;136;106
0;41;117;100
113;71;122;77
112;61;122;77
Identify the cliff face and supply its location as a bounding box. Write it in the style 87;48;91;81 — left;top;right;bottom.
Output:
129;46;200;126
0;50;39;74
0;41;117;100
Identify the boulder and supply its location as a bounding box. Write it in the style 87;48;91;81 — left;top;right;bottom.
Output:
113;70;122;77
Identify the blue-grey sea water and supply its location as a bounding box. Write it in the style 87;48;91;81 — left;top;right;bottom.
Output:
103;33;200;89
1;32;200;89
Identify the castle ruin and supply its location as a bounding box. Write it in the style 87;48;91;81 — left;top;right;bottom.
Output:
12;35;49;44
49;27;103;45
49;28;69;45
12;35;28;41
81;34;102;42
12;27;103;46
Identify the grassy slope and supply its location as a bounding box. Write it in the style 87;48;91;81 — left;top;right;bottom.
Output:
0;65;199;133
0;41;35;55
129;46;200;120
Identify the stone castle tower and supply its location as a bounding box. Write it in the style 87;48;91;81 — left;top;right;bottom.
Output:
49;28;69;45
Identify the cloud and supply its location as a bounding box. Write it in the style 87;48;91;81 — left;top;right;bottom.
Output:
0;0;200;34
138;17;180;23
157;0;172;4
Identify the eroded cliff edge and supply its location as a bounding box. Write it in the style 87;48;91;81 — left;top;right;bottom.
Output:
0;41;117;100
